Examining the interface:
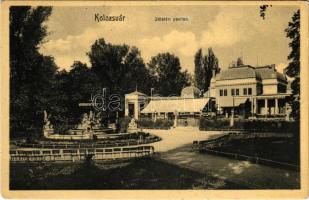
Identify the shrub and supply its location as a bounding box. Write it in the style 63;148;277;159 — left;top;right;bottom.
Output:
118;117;131;133
137;118;173;129
199;118;230;130
199;117;299;133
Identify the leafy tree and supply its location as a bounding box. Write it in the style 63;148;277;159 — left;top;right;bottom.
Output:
67;61;101;124
9;6;54;135
49;70;70;131
194;48;205;90
193;48;220;92
148;53;189;96
87;38;150;95
121;46;152;94
285;9;300;120
203;48;220;91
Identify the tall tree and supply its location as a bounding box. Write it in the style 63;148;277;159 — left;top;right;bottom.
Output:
194;48;205;90
10;6;54;134
285;9;300;120
87;38;150;95
148;53;189;96
203;48;220;91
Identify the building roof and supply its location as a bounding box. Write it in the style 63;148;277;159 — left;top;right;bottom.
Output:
216;65;262;81
141;98;210;113
255;65;287;82
181;86;201;98
216;65;287;83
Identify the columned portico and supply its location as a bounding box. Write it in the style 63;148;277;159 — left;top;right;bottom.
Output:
254;94;290;118
124;90;148;120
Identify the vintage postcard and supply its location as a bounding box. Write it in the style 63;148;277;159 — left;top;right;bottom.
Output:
1;1;308;199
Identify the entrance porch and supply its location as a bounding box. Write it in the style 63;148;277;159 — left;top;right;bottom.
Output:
254;94;290;118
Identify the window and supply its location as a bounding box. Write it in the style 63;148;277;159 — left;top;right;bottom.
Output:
224;89;227;96
236;89;239;96
220;90;223;96
231;89;235;96
248;88;252;95
243;88;247;95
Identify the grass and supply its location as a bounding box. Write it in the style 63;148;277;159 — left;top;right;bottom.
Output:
199;133;300;166
10;158;248;190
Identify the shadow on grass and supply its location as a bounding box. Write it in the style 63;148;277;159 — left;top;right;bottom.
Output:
10;158;248;190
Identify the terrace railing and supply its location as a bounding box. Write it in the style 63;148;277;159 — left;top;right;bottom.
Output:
11;137;161;149
10;145;155;162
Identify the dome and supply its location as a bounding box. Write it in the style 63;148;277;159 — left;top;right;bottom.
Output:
181;86;201;98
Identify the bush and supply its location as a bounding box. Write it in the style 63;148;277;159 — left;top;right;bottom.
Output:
137;118;173;129
199;118;230;130
199;117;299;133
118;117;131;133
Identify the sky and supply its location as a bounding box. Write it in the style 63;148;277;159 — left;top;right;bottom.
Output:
39;5;299;75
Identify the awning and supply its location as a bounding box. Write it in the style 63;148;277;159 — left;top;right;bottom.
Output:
141;98;210;113
218;98;248;108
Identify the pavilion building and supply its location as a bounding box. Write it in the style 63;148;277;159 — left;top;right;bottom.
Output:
124;64;292;121
212;64;291;119
125;86;214;124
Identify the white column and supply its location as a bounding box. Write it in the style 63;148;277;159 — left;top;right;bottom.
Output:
275;98;278;115
265;99;268;116
230;109;234;127
254;98;258;114
173;113;178;127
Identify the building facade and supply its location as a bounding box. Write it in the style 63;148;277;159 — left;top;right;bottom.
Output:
213;64;291;119
124;64;292;121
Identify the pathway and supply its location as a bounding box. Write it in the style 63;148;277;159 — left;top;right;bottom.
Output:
146;127;300;189
143;127;224;152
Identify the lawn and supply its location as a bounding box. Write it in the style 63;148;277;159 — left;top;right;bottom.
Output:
199;133;300;166
10;158;247;190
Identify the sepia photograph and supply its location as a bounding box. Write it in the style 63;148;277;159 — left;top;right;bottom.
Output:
1;1;308;198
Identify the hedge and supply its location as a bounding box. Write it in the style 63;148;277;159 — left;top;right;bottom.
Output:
199;117;299;133
137;118;174;129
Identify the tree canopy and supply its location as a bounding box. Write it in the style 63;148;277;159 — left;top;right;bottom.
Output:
148;53;190;96
285;9;300;120
10;6;55;134
194;48;205;90
9;7;190;135
194;48;220;92
87;38;150;95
